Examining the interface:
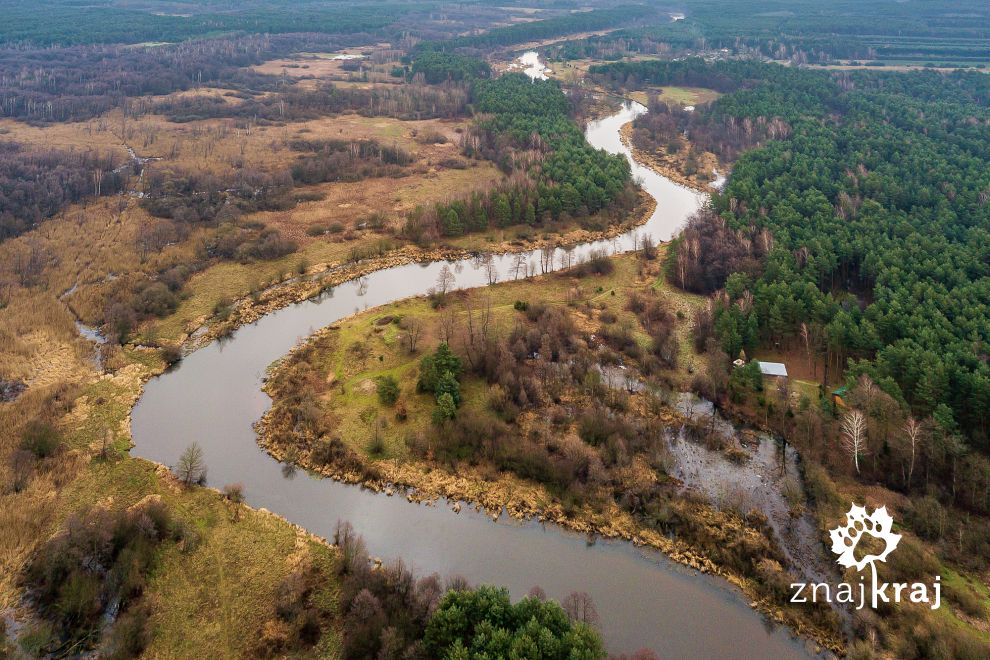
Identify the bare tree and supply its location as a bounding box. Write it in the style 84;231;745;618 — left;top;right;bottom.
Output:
461;296;493;371
903;416;925;489
175;442;207;486
800;322;812;376
477;252;498;285
527;586;547;601
438;307;456;345
511;254;528;280
401;317;423;353
841;409;867;474
9;449;34;493
562;591;599;627
12;239;46;287
540;243;556;274
559;245;575;270
640;234;657;260
436;264;455;296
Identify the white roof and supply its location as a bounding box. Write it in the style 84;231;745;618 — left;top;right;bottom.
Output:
757;361;788;377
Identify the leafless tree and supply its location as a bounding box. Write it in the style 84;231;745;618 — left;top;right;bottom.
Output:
562;591;599;627
903;416;925;489
527;586;547;600
540;243;556;274
559;245;575;270
511;254;528;280
12;239;46;287
640;234;657;260
461;296;493;370
9;449;34;493
175;442;207;486
841;409;868;474
476;251;498;285
436;264;456;296
401;317;423;353
438;307;456;344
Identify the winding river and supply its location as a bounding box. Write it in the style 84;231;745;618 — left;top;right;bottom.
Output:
131;102;813;657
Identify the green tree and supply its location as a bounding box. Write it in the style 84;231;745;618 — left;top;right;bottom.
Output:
425;586;605;659
418;343;462;394
493;194;512;228
433;392;458;424
375;375;400;406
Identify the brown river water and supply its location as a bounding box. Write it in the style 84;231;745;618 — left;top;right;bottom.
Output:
131;102;817;657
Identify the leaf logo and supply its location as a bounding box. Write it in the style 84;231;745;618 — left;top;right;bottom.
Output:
829;504;901;571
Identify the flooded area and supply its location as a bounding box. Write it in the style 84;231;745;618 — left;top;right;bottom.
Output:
130;104;816;657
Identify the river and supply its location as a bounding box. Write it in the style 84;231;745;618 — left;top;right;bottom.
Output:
131;103;814;657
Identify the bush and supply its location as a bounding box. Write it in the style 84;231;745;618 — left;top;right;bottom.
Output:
160;344;182;366
133;281;179;317
20;420;60;458
575;249;614;276
375;375;400;406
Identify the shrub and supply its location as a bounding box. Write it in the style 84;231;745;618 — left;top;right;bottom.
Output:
160;344;182;365
20;420;60;459
375;375;400;406
576;249;614;276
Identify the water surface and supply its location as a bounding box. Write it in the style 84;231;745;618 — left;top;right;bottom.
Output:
131;104;812;657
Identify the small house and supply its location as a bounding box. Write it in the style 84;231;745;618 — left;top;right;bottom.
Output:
832;386;849;408
756;361;788;387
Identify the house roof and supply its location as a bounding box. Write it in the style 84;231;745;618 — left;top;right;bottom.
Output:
756;361;788;377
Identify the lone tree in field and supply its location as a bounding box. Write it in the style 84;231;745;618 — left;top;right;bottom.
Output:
176;442;207;486
841;409;867;474
401;317;423;353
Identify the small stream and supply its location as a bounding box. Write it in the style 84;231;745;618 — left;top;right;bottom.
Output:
130;103;817;657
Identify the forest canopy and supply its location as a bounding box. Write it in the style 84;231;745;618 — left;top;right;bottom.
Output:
596;59;990;450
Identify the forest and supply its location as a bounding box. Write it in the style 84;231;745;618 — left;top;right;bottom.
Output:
397;63;635;242
596;58;990;463
0;143;126;241
547;0;990;66
0;0;414;46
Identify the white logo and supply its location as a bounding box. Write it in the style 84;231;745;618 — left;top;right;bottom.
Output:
791;503;940;610
829;504;900;572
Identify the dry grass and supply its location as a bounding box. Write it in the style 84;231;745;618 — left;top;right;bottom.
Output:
627;86;722;107
268;250;703;455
